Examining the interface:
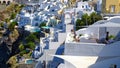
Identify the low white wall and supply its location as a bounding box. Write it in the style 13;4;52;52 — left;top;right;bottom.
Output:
65;41;120;56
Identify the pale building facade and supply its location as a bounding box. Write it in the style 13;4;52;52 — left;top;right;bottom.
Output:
102;0;120;13
0;0;13;4
0;0;41;4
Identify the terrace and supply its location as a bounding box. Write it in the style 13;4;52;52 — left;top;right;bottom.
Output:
66;16;120;45
55;16;120;68
58;41;120;68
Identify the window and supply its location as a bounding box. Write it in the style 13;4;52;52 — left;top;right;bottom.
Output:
82;5;84;8
110;5;115;13
3;1;6;4
52;9;54;12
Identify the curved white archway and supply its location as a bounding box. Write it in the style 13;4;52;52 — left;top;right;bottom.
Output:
3;1;6;4
7;1;11;5
1;0;13;4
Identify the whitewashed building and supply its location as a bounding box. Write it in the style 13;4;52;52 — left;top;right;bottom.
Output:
76;1;92;11
56;16;120;68
0;0;13;4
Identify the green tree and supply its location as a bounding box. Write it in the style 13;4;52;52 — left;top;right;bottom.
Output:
15;4;24;13
20;50;27;56
76;19;85;30
25;33;38;42
33;32;40;38
39;22;46;28
26;42;35;50
76;19;81;26
95;14;102;22
76;19;81;30
76;12;102;30
87;16;92;25
10;12;16;19
0;22;4;27
5;18;10;23
8;21;17;31
19;43;24;51
76;14;89;30
81;13;89;25
90;12;102;24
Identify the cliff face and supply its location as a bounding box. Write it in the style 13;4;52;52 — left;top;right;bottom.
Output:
0;42;11;67
0;28;20;67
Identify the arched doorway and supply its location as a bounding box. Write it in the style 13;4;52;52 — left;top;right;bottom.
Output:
3;1;6;4
65;12;72;19
7;1;11;5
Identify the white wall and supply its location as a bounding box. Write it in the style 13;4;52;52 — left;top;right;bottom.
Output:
76;2;91;10
77;26;120;40
65;41;120;56
64;42;120;68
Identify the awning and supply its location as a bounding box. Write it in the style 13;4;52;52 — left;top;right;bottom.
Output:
51;55;98;68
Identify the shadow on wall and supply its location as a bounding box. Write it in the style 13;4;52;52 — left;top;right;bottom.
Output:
1;1;11;5
113;31;120;41
51;44;64;67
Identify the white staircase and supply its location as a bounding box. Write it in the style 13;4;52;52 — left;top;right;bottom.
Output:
37;15;74;64
49;18;74;49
